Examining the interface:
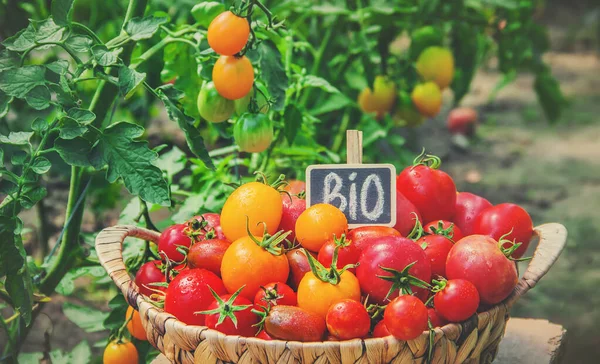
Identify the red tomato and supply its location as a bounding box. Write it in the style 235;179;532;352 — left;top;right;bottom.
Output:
372;320;391;338
164;269;227;326
424;220;463;241
203;289;258;337
453;192;492;236
447;107;477;136
256;330;272;340
446;235;518;305
189;213;226;240
187;238;231;276
384;295;428;340
285;249;315;290
317;235;360;274
253;282;297;308
397;155;457;223
427;307;448;328
326;299;370;340
473;203;534;258
346;226;401;252
158;224;193;262
393;192;422;236
417;234;454;278
264;305;326;342
135;260;165;298
433;279;480;322
284;180;306;195
356;236;431;304
278;194;305;242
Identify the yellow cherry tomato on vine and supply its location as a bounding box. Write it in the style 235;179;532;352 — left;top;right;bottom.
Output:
125;306;146;341
207;11;250;56
411;82;442;117
357;76;396;118
295;203;348;252
212;55;254;100
415;46;455;89
103;339;138;364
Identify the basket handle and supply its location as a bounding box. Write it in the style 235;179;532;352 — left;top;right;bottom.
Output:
505;223;567;307
95;225;161;308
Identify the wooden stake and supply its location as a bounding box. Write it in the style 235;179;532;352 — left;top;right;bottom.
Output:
346;130;363;164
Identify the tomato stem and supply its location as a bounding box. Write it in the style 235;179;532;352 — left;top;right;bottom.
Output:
406;213;425;240
197;286;251;329
426;221;456;241
303;245;357;285
377;261;432;301
412;149;442;169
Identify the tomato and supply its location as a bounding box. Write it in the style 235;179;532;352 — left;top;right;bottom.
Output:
189;213;226;240
326;299;370;340
473;203;534;258
284;180;306;195
234;88;269;115
411;82;442;117
384;295;428;341
409;26;443;59
126;306;147;341
197;81;234;123
187;238;231;276
221;181;283;242
103;339;138;364
394;191;423;236
454;192;493;236
358;76;396;119
433;279;480;322
264;305;326;342
221;230;290;300
297;251;361;318
424;220;463;242
158;224;194;262
372;320;391;338
446;235;518;305
135;260;165;298
202;288;258;337
233;113;273;153
317;235;360;274
346;226;401;253
278;193;305;242
253;282;297;308
164;268;227;326
285;248;314;290
256;330;273;340
295;203;348;252
212;55;254;100
207;11;250;56
447;107;478;136
415;46;455;89
397;154;456;223
427;307;448;328
356;236;431;304
417;234;454;278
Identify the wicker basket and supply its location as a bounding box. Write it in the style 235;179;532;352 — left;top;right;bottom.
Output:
96;223;567;364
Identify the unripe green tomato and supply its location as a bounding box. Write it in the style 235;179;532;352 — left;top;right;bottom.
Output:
234;89;269;116
197;81;235;123
233;113;273;153
393;91;424;127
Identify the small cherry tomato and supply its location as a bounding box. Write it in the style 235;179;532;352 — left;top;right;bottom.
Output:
158;224;193;262
201;288;258;337
278;193;305;242
264;305;326;342
284;180;306;195
317;235;360;274
256;330;273;340
372;320;391;338
383;295;428;341
296;203;348;252
415;46;455;89
197;81;234;123
212;55;254;100
394;191;423;236
285;248;315;290
326;299;371;340
233;113;273;153
346;226;401;252
253;282;297;308
207;11;250;56
424;220;463;241
453;192;492;236
357;75;396;119
189;213;226;240
433;279;480;322
411;82;442;117
125;306;147;341
417;234;454;278
134;260;165;298
447;107;478;136
187;238;231;276
103;339;138;364
427;307;448;328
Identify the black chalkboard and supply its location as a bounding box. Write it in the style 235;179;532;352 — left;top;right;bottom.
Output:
305;164;397;227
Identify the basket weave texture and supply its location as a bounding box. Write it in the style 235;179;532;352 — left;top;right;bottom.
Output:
95;223;567;364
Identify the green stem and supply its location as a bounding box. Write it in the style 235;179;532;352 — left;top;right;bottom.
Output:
209;145;239;157
332;111;351;152
20;42;83;66
130;37;196;69
36;199;50;259
71;22;103;44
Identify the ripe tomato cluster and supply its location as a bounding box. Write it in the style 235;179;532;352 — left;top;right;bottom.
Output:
129;153;534;343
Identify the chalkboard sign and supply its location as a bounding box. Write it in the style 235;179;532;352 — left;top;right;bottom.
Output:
306;164;397;228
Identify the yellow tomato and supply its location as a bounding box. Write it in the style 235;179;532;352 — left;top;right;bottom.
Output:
103;340;138;364
297;270;361;319
357;76;397;118
295;203;348;252
411;82;442;117
416;46;455;89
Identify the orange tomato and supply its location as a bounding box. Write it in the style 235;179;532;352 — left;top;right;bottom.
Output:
411;82;442;117
221;233;290;300
297;270;361;319
125;306;147;341
103;339;138;364
416;46;455;89
207;11;250;56
295;203;348;252
357;76;396;118
221;181;283;242
212;55;254;100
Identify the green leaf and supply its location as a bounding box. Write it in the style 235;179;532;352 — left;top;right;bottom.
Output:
25;85;51;110
0;65;46;98
0;49;19;72
255;41;288;111
54;137;92;167
18;352;44;363
67;108;96;125
157;146;186;179
48;79;77;107
65;34;93;52
311;93;352;116
283;104;302;145
49;341;91;364
0;131;33;146
124;16;168;41
33;18;65;43
302;75;340;93
156;87;214;170
451;24;480;104
118;66;146;99
0;217;24;277
90;121;171;206
0;91;13;118
103;293;128;331
52;0;75;26
32;118;49;133
534;67;567;123
0;148;3;164
56;265;107;295
63;302;108;332
59;117;87;139
91;45;122;67
31;156;51;174
5;270;34;325
479;0;519;9
191;2;226;28
46;60;70;75
11;151;28;165
2;24;36;52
